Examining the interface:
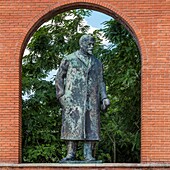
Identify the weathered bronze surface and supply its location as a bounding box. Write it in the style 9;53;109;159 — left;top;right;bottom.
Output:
55;35;110;162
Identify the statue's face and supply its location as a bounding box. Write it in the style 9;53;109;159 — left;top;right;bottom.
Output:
80;37;95;55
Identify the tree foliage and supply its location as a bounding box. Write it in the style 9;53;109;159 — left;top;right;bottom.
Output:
96;20;141;163
22;9;141;163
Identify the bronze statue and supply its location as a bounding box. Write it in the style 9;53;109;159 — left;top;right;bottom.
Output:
55;34;110;162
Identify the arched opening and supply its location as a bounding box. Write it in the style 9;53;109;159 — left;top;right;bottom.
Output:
21;2;141;163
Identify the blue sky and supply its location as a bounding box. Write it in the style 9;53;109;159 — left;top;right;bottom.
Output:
85;10;112;29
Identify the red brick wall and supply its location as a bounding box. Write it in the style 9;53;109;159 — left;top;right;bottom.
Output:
0;0;170;165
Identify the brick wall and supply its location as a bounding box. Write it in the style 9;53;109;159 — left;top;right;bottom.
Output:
0;0;170;166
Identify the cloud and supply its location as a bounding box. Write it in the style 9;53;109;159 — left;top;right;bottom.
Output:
23;48;30;56
81;19;110;47
81;19;97;33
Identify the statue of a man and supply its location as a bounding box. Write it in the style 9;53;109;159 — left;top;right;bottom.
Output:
55;34;110;162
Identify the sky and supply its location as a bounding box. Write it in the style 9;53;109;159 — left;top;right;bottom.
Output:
85;10;112;29
24;10;112;56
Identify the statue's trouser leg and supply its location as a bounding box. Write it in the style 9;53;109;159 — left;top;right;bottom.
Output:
84;141;95;161
61;141;77;161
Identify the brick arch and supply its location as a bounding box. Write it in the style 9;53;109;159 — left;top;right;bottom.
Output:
19;1;146;60
19;0;144;163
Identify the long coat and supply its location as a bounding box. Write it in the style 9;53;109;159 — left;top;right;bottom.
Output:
55;50;107;141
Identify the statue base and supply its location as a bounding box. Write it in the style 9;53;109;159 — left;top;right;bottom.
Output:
59;160;102;164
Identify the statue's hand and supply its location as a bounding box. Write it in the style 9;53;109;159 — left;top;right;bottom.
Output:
101;98;110;111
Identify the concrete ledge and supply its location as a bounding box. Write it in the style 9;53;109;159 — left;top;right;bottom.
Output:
1;163;170;168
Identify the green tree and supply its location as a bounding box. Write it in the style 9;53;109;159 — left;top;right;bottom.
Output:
22;10;141;163
96;20;141;163
22;9;92;163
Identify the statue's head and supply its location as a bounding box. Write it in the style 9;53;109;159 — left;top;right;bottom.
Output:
79;34;95;55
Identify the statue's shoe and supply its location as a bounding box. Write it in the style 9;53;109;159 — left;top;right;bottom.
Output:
60;154;75;162
84;156;96;162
